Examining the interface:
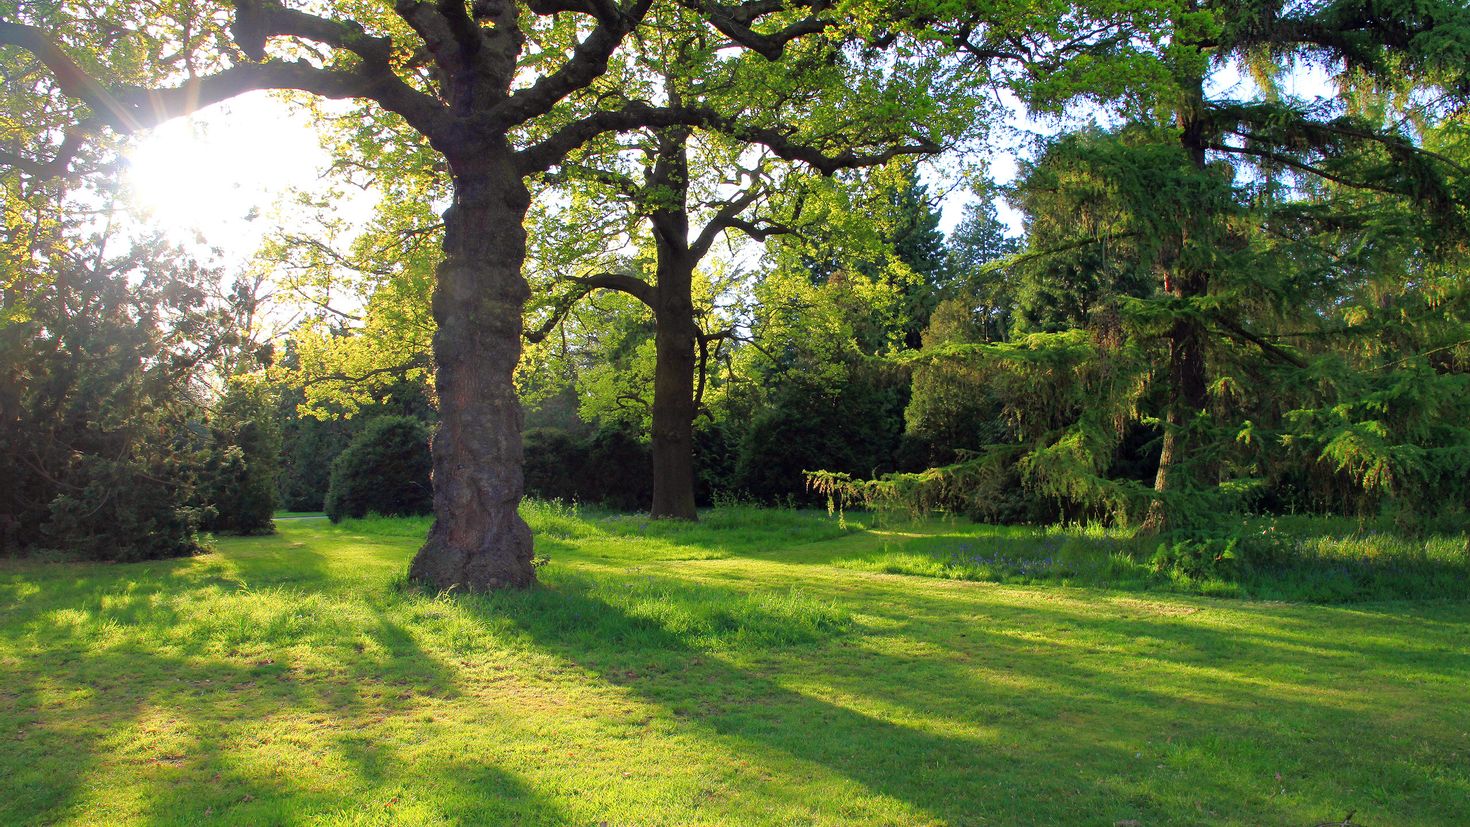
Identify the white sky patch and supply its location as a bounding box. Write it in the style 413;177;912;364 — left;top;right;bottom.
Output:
112;60;1344;321
933;87;1037;238
121;91;361;262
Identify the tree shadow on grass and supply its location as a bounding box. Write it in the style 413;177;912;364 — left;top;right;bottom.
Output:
847;574;1470;674
772;520;1470;603
452;576;1204;824
455;567;1470;825
453;577;1003;822
834;581;1470;822
0;568;570;826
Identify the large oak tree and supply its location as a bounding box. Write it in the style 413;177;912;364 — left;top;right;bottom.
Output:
1;0;942;588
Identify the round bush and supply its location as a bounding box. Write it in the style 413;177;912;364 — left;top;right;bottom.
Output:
523;427;588;503
324;417;433;522
581;424;652;510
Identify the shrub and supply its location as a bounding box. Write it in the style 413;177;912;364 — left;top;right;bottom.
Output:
1149;536;1240;581
200;436;276;534
277;414;351;512
199;385;280;535
693;419;739;505
324;417;433;522
735;367;907;505
522;423;655;511
275;375;436;512
523;427;589;503
581;424;652;510
38;454;205;562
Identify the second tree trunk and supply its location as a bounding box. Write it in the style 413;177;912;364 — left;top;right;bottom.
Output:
649;252;700;521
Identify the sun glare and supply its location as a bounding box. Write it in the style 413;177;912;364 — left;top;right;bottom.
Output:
122;92;326;258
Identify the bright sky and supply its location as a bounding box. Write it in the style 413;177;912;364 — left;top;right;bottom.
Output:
121;91;349;263
119;61;1339;282
122;93;1006;286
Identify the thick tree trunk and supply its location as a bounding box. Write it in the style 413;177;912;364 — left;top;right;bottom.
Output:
409;154;536;590
650;255;700;520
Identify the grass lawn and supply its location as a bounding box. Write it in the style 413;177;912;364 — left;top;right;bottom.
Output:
1;504;1467;825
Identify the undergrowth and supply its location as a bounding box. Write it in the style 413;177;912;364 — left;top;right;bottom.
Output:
328;503;1466;601
835;517;1470;602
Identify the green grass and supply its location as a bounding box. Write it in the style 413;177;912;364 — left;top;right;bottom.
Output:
1;503;1468;825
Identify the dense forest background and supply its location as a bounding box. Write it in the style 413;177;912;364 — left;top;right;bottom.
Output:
3;0;1468;565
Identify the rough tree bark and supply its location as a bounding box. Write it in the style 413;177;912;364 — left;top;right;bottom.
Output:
409;149;537;588
650;267;701;520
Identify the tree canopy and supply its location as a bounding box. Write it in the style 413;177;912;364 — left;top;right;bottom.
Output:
3;0;1467;581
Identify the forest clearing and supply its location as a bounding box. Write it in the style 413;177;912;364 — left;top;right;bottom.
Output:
2;506;1467;825
5;0;1470;823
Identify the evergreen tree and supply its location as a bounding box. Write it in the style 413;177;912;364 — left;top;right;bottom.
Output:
839;0;1470;530
1;229;235;559
199;380;281;535
886;166;951;348
946;193;1022;341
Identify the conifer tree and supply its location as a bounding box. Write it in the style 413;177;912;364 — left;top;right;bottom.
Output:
816;0;1470;529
